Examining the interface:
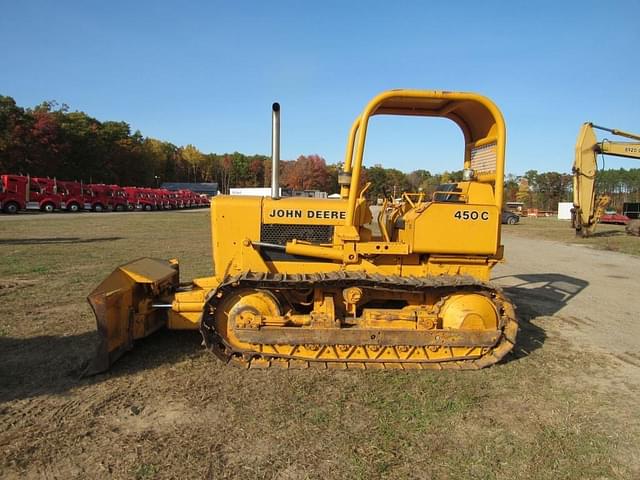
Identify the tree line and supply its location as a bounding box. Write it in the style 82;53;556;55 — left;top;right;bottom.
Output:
1;95;638;210
510;169;640;212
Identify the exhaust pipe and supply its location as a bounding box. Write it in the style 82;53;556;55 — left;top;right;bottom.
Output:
271;102;280;199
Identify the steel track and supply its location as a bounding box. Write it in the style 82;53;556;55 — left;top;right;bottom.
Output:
200;271;518;370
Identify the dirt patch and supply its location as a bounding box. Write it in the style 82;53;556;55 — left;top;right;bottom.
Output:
0;279;35;296
495;233;640;384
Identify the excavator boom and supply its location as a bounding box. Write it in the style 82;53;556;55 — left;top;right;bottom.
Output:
591;124;640;142
572;123;640;237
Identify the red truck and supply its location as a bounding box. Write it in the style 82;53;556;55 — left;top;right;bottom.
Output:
0;175;62;213
171;189;206;208
85;184;128;212
172;190;185;209
186;190;205;207
54;180;92;212
177;190;192;208
30;177;65;213
57;181;83;212
178;189;205;208
169;190;183;209
154;188;174;209
108;185;128;211
1;174;210;214
146;188;163;210
600;212;630;225
123;187;157;211
41;181;128;213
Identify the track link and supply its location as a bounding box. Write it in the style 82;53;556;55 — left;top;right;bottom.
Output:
200;271;518;370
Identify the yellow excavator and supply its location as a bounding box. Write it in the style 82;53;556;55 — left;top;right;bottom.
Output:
572;123;640;237
86;90;518;374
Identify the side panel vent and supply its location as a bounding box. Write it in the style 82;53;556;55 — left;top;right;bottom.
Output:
261;224;334;246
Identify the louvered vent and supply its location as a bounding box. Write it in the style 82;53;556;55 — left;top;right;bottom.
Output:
470;142;497;173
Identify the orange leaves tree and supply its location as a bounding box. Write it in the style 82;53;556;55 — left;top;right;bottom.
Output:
281;154;334;192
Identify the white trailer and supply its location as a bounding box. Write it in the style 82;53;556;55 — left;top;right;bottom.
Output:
229;187;281;196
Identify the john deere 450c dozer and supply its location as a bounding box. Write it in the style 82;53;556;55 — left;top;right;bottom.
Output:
86;90;517;373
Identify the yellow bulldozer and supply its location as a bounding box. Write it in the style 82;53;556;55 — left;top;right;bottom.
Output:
86;90;518;373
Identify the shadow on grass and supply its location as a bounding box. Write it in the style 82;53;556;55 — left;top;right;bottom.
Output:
495;273;589;363
0;236;123;245
586;229;626;238
0;273;591;402
0;329;202;403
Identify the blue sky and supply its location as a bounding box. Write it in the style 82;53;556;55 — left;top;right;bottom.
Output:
1;0;638;176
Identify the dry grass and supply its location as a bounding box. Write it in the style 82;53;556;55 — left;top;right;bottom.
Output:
0;210;639;479
505;217;640;256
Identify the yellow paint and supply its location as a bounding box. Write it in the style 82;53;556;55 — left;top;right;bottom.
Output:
572;122;640;236
262;197;349;225
89;89;516;371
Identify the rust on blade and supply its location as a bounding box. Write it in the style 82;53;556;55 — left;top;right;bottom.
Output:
83;258;179;375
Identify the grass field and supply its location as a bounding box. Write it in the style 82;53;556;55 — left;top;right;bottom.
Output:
1;211;639;479
510;216;640;257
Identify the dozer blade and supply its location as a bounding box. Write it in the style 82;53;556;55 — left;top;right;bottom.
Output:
84;258;179;375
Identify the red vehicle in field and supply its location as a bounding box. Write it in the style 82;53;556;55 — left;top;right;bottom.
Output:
30;177;66;213
124;187;157;211
199;194;210;207
56;180;92;212
155;188;176;209
169;190;183;209
108;185;128;211
85;184;112;212
0;174;29;213
179;189;203;208
175;189;190;208
187;190;208;207
144;188;163;209
164;188;206;208
600;212;630;225
0;175;62;213
1;174;210;214
86;184;128;212
173;190;188;208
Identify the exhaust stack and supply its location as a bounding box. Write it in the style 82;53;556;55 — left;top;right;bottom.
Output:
271;102;280;199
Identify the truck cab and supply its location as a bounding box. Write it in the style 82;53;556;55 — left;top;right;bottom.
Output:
58;181;90;212
108;185;128;211
86;184;112;212
0;174;27;213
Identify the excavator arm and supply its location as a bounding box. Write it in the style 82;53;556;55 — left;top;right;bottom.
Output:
572;123;640;237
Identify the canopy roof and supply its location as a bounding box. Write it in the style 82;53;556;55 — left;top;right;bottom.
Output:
343;90;506;226
368;90;502;146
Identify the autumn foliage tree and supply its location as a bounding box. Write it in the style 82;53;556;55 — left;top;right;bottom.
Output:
0;95;272;189
2;94;637;207
281;155;334;192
